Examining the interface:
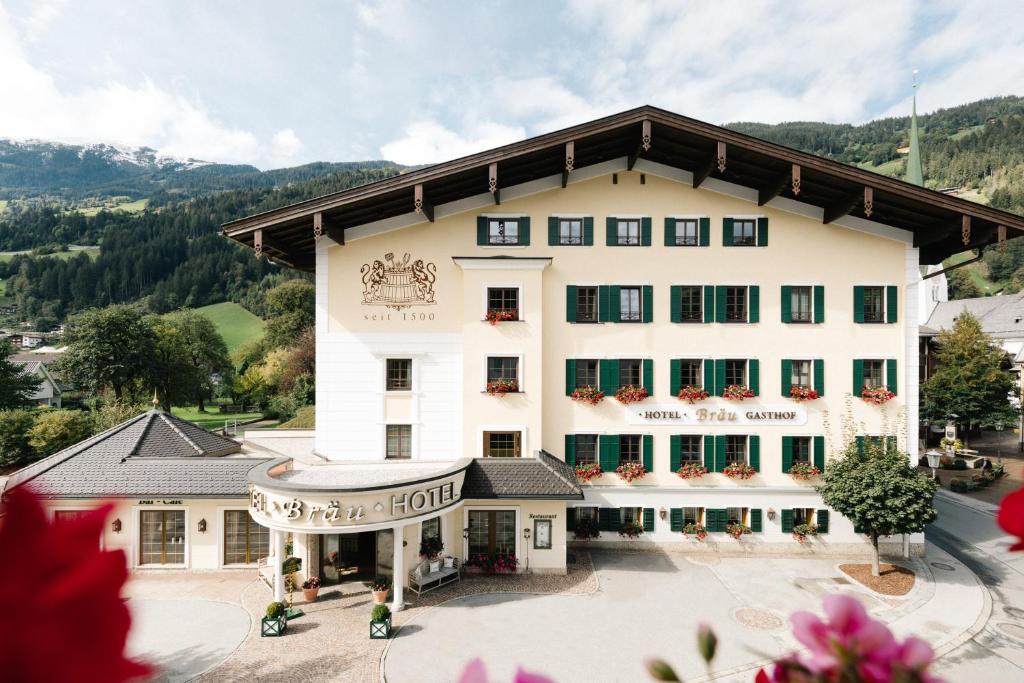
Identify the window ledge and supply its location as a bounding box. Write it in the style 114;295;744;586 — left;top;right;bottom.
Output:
480;319;524;323
480;390;525;394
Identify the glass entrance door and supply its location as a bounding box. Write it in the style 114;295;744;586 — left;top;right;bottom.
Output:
139;510;185;565
467;510;516;558
319;532;377;584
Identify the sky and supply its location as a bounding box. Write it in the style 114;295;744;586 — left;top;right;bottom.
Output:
1;0;1022;170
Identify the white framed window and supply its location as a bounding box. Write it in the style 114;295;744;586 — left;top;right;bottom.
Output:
487;218;521;245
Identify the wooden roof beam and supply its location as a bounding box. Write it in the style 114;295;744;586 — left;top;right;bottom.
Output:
488;163;500;205
413;184;434;222
627;120;652;171
692;142;726;188
561;141;574;188
757;169;791;206
823;191;864;224
313;212;345;245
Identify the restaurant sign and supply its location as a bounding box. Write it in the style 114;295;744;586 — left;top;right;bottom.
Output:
626;404;807;426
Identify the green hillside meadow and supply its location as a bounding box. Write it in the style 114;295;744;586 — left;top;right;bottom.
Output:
194;301;265;353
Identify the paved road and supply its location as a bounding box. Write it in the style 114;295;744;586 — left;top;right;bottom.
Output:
928;491;1024;680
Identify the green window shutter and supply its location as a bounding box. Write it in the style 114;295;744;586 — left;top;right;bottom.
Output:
853;286;865;323
887;359;898;395
643;507;655;532
723;217;734;246
749;435;760;472
599;359;619;395
781;509;794;534
605;217;617;246
816;510;830;534
748;359;760;396
641;217;652;246
476;216;488;245
814;435;825;471
565;434;576;466
598;285;612;322
599;435;620;472
599;508;619;532
583;217;594;246
780;285;792;323
756;217;768;246
703;359;715;394
813;359;825;397
566;285;578;323
886;285;898;323
609;285;622;322
853;359;864;395
519;216;530;245
813;286;825;323
713;509;729;533
642;286;653;323
642;359;654;394
670;508;683;532
782;436;793;472
548;216;559;245
642;434;653;472
670;359;682;396
748;285;760;323
670;434;682;471
565;359;577;396
703;286;715;323
714;435;726;472
566;507;576;531
781;359;793;397
670;286;682;323
715;286;727;322
750;509;763;533
714;359;726;397
699;217;710;246
703;435;715;471
664;218;676;246
855;436;865;455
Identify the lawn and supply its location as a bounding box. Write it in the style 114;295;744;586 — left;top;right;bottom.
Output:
0;245;100;263
194;302;265;353
171;405;263;430
279;405;315;428
857;158;904;178
78;198;149;216
943;250;1003;295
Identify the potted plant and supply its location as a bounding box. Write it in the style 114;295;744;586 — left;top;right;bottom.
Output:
370;575;390;604
861;385;895;405
726;522;752;540
788;462;821;481
615;462;647;483
486;378;518;396
463;553;490;574
571;385;605;405
485;309;517;325
723;463;756;480
682;522;708;541
618;521;644;538
615;385;649;404
574;516;600;540
677;386;710;403
301;576;321;602
261;601;287;637
493;552;519;573
575;462;602;483
792;523;818;544
419;536;444;572
676;462;708;480
789;385;819;402
722;384;755;401
369;604;392;639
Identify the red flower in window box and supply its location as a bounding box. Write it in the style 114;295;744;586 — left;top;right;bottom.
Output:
485;309;517;325
676;462;709;479
615;462;647;483
571;385;605;405
615;385;648;404
792;523;818;543
861;385;895;404
682;522;708;541
677;386;710;403
574;463;602;483
726;522;752;539
788;462;821;481
618;521;644;538
723;463;757;479
789;385;819;402
722;384;754;401
486;378;518;395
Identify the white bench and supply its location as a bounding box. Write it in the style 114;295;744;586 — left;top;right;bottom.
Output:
408;558;460;595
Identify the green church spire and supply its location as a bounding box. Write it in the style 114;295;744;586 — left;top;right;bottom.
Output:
906;72;924;186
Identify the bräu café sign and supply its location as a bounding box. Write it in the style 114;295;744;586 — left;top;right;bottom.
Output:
626;404;807;426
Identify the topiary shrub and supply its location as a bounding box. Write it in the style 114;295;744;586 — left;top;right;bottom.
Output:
371;604;391;622
266;601;286;619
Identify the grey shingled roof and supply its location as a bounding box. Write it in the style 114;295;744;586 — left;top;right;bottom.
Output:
925;292;1024;339
461;451;583;500
2;410;268;499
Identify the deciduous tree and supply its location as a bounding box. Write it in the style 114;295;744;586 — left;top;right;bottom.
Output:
26;409;94;457
56;305;156;400
264;279;314;349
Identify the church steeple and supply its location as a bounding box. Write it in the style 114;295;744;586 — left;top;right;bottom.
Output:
906;71;924;186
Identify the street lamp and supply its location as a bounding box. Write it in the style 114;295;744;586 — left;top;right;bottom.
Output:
925;450;942;480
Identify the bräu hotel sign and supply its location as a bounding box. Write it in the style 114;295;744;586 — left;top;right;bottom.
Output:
628;404;807;426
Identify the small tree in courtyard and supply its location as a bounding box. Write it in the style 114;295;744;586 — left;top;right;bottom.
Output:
816;439;937;577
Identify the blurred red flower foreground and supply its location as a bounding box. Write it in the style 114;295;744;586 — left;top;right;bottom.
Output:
998;484;1024;552
0;488;152;683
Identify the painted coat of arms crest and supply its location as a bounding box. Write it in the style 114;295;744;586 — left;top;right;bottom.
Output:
360;252;437;310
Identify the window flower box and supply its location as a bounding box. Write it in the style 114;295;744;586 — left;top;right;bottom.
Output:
788;462;821;481
677;386;710;404
575;463;602;483
615;385;649;404
492;552;518;573
792;523;818;544
722;384;754;401
574;517;600;540
369;605;392;639
789;385;819;402
682;523;708;541
485;309;518;325
726;523;752;540
419;535;444;560
618;521;643;538
723;463;756;480
676;462;708;480
571;385;605;405
861;385;895;405
615;462;647;483
486;378;518;396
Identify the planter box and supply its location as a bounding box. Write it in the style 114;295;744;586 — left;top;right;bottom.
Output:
370;616;392;639
261;615;287;637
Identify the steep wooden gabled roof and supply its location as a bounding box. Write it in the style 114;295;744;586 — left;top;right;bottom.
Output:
223;105;1024;267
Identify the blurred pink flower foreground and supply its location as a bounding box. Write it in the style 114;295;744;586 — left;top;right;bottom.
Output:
458;658;554;683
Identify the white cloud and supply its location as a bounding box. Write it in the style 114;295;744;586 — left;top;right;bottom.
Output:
380;120;526;165
269;128;304;167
